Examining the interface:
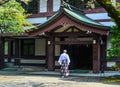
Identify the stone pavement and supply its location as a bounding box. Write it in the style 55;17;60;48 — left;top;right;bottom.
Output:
0;70;120;87
0;70;120;77
26;71;120;77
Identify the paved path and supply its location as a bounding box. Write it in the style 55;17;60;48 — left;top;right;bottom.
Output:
27;71;120;77
1;68;120;77
0;71;120;87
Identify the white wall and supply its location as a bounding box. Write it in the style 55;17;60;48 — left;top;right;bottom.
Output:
35;39;46;56
53;0;61;11
107;61;116;67
55;38;60;56
21;59;46;64
86;13;111;20
27;17;47;24
39;0;47;13
100;22;116;26
4;41;8;55
55;45;60;56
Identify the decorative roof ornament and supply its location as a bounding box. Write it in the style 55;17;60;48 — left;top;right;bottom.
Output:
27;0;110;36
61;0;72;10
86;0;96;9
61;0;83;13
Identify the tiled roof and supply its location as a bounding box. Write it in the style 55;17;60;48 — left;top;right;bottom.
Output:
27;4;110;33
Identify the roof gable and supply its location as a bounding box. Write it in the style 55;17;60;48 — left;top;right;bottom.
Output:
27;6;110;36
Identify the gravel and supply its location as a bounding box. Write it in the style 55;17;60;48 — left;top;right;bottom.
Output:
0;75;119;87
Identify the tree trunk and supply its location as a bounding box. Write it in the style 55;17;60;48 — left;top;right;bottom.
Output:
96;0;120;29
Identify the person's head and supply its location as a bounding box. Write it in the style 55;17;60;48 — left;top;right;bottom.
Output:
63;50;67;53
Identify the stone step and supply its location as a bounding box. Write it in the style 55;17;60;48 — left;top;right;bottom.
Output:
17;66;47;71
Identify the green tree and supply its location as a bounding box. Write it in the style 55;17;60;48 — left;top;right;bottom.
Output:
0;0;31;35
0;0;31;5
96;0;119;28
65;0;119;28
65;0;120;58
107;26;120;59
0;0;32;69
96;0;120;59
84;0;120;59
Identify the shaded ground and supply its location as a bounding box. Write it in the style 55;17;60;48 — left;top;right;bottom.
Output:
0;74;120;87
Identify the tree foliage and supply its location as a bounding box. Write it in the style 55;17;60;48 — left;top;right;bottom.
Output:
0;0;31;35
0;0;31;5
81;0;120;59
96;0;120;28
107;26;120;59
96;0;120;59
65;0;120;58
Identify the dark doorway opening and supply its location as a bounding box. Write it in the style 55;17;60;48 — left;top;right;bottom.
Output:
61;44;93;70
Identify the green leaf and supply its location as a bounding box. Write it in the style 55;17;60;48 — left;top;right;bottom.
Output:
0;0;33;35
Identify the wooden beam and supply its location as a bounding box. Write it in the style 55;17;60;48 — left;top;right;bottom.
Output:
52;32;93;37
54;41;93;45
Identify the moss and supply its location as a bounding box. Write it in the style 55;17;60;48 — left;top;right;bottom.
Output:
102;77;120;82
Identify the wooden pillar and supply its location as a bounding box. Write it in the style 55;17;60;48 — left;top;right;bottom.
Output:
101;45;106;60
38;0;40;13
0;37;4;69
100;37;107;69
47;36;54;71
14;39;21;66
47;0;53;13
93;41;100;73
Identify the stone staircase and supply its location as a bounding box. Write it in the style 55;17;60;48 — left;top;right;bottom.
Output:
17;66;48;71
3;63;47;71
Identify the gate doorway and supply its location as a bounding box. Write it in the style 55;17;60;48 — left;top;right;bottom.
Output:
61;44;93;70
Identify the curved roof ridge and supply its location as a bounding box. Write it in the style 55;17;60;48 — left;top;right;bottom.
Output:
27;4;110;32
63;8;101;26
